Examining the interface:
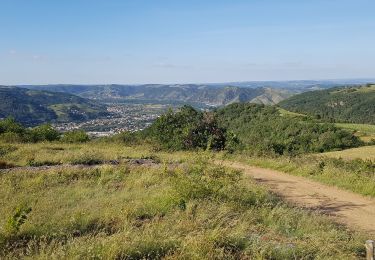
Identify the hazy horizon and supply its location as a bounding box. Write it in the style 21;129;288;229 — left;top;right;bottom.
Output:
4;78;374;87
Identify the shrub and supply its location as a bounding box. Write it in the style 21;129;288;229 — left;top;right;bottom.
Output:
61;130;90;143
144;106;227;151
0;118;60;143
111;131;143;146
27;124;60;142
0;117;24;135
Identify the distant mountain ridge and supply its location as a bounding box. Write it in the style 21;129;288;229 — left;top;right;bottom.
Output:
279;84;375;124
0;86;109;125
20;84;293;106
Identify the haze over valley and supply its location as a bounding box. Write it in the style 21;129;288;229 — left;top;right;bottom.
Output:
1;79;373;135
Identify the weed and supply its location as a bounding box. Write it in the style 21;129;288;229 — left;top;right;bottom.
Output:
5;205;32;235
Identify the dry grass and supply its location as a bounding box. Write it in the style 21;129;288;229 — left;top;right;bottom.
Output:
0;141;193;167
322;145;375;161
0;142;366;259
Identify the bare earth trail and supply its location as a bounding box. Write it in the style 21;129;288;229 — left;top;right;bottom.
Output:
217;160;375;235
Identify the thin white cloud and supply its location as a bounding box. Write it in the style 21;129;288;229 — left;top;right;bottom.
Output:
152;62;192;69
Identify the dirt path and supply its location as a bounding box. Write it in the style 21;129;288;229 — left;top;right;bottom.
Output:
217;160;375;235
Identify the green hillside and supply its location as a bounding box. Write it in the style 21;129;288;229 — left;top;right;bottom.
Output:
0;86;109;125
278;84;375;124
134;104;361;156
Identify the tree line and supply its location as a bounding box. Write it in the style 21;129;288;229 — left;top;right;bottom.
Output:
0;117;89;143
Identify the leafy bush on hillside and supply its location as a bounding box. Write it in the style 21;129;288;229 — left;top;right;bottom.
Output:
144;106;227;151
107;131;144;146
0;118;25;135
138;103;361;154
0;118;60;143
27;124;60;142
61;130;90;143
0;118;24;142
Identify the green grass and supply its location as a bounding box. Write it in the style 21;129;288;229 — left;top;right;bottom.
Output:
0;143;366;259
278;107;307;118
335;123;375;142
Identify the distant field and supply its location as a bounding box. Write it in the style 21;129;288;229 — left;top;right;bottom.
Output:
322;145;375;161
335;123;375;142
278;108;307;118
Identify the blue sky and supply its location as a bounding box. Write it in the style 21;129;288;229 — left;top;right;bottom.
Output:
1;0;374;84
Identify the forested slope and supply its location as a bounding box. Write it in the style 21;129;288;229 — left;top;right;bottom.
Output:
279;84;375;124
0;86;109;125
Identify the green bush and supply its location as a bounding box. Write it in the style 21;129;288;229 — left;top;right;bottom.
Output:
0;118;61;143
144;106;227;151
111;131;143;146
0;117;24;135
61;130;90;143
27;124;60;142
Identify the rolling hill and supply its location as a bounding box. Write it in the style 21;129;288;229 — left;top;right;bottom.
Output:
20;84;293;106
279;84;375;124
0;86;109;125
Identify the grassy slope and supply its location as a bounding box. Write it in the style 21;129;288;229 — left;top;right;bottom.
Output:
0;142;365;259
334;123;375;142
322;145;375;161
278;108;307;119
